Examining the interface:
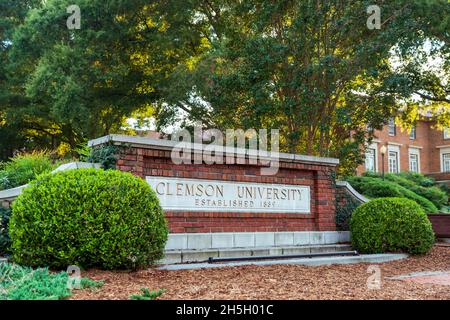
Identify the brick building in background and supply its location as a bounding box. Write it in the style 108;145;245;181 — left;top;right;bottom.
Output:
357;118;450;183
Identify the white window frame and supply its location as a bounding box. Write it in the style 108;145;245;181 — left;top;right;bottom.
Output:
444;128;450;140
388;118;396;136
443;154;450;173
363;142;379;172
388;152;399;173
409;126;416;140
408;148;420;173
409;154;419;173
365;148;377;172
440;147;450;172
387;145;400;173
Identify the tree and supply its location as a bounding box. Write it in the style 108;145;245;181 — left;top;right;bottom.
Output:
155;0;450;175
0;0;44;158
1;0;449;174
1;0;205;158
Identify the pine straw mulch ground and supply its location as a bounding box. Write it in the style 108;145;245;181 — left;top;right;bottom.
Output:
71;245;450;300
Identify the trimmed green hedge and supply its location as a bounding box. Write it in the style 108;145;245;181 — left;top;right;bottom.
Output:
361;172;448;208
9;168;168;270
347;176;438;213
398;172;435;187
350;198;435;254
384;174;447;208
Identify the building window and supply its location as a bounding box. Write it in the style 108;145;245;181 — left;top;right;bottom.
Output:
443;153;450;172
409;153;419;173
409;126;416;140
388;118;396;136
444;128;450;140
388;151;399;173
365;148;376;172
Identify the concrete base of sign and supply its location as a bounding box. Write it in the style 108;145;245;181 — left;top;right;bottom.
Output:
161;231;351;264
164;231;350;251
160;244;353;264
159;253;409;270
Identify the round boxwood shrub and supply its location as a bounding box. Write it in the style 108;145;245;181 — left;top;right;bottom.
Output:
350;197;434;254
9;168;168;269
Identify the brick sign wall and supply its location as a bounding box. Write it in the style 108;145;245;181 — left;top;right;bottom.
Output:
89;135;339;234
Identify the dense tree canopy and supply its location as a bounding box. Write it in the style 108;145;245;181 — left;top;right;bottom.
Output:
156;0;450;174
0;0;449;174
1;0;200;155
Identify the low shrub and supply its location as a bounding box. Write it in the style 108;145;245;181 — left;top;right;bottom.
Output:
384;174;447;208
439;205;450;213
130;288;165;300
419;186;448;208
350;197;435;254
0;151;56;190
346;176;438;213
361;171;381;179
0;207;12;256
384;173;419;189
0;262;102;300
350;177;403;197
398;172;435;187
9;168;168;270
437;182;450;196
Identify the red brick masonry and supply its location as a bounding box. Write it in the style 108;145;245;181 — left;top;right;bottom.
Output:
90;135;340;233
427;214;450;238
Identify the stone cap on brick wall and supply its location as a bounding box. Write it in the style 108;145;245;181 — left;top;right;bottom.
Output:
336;180;369;203
88;134;340;166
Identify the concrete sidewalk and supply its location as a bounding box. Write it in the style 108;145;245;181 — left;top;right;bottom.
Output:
388;271;450;286
159;253;408;270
